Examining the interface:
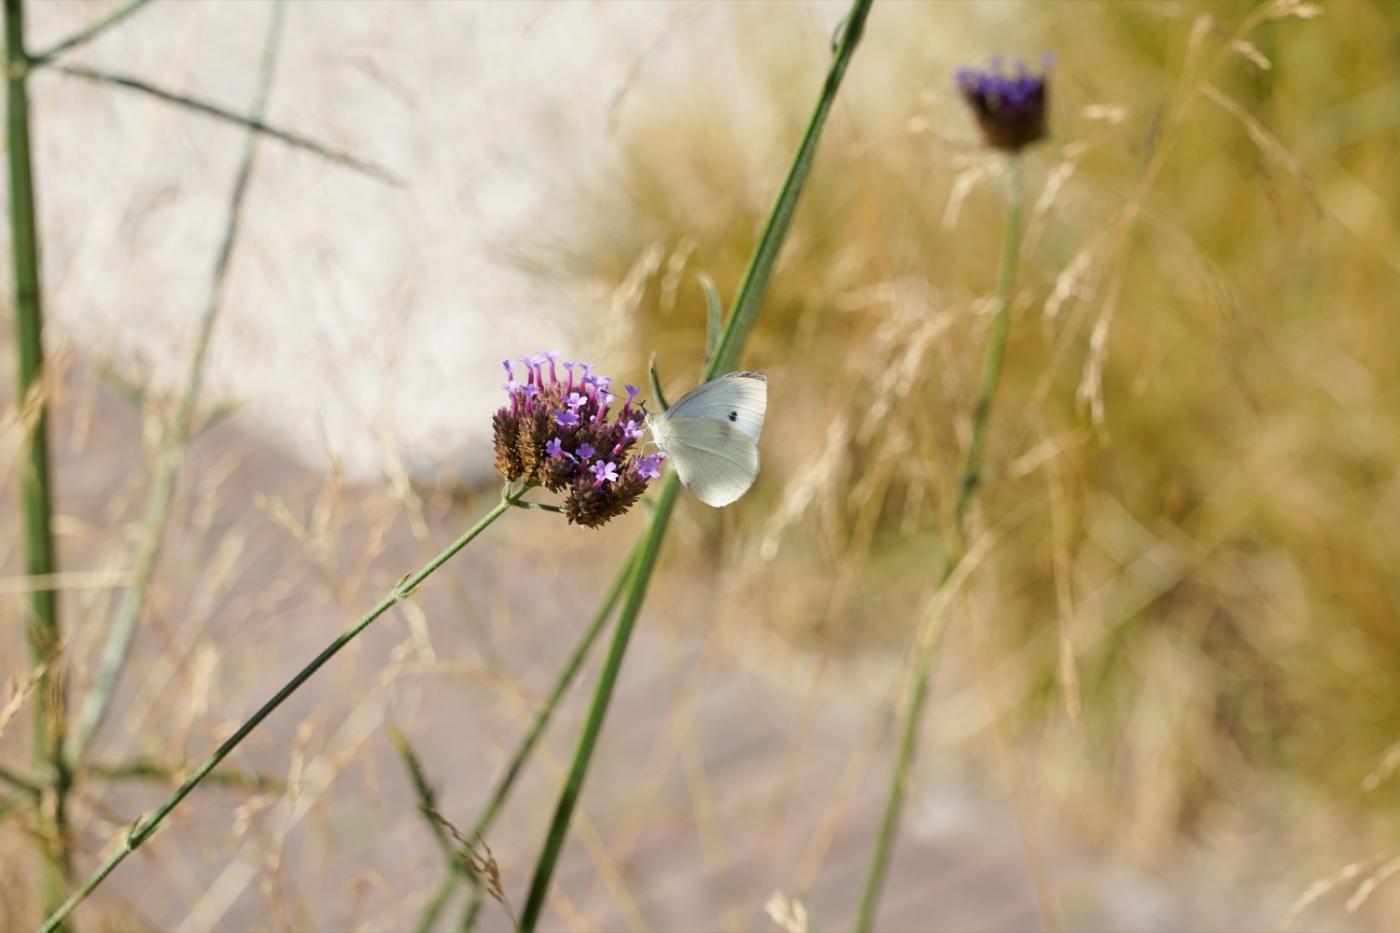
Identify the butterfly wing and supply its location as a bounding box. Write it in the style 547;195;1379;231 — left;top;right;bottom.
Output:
658;415;760;507
665;371;767;442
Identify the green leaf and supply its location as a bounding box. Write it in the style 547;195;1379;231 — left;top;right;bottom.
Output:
698;272;723;374
648;352;671;412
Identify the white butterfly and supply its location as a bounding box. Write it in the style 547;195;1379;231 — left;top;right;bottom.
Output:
644;371;767;507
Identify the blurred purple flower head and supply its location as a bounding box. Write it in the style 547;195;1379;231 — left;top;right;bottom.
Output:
955;56;1050;152
492;352;661;527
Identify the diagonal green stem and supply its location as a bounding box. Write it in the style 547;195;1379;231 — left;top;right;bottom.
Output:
390;725;466;867
39;484;529;933
26;0;156;65
5;0;69;920
49;63;400;185
446;541;641;933
517;2;875;927
65;0;285;773
855;158;1025;933
430;541;641;933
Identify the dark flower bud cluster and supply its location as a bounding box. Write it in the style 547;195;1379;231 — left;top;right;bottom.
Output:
492;352;665;528
955;56;1050;153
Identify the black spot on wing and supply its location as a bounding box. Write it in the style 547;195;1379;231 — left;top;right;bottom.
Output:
728;411;738;422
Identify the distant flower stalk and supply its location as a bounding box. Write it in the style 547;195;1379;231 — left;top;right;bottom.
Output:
955;56;1050;152
493;353;664;527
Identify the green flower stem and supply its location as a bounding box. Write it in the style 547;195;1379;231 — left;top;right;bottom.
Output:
39;484;529;933
5;0;69;920
65;0;285;774
26;0;155;65
855;157;1025;933
517;2;874;927
518;479;679;932
447;540;641;933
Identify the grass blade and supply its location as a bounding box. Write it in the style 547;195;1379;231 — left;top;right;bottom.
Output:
699;272;723;373
517;2;875;927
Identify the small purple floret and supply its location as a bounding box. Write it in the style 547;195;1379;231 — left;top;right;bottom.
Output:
637;455;663;480
556;410;579;428
577;442;595;461
545;437;564;458
592;460;619;486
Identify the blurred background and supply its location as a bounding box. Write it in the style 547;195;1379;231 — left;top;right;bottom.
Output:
2;0;1399;929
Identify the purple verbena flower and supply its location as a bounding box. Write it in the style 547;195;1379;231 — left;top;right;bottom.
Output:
491;351;662;527
955;56;1050;152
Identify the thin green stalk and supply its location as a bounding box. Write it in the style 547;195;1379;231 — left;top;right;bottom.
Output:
39;484;529;933
49;63;400;186
517;2;874;927
6;0;69;919
65;0;285;773
389;725;463;865
855;158;1025;933
27;0;156;65
518;479;680;932
438;541;641;933
87;758;282;795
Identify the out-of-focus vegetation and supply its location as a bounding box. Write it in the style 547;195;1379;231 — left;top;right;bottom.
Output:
4;0;1399;928
571;0;1400;914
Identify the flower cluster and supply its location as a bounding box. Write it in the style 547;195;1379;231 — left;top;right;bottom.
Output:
492;352;664;528
955;56;1050;152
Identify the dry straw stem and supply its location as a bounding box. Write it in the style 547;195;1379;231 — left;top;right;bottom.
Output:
46;63;400;186
64;0;286;771
856;158;1026;933
517;1;874;928
5;0;69;918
